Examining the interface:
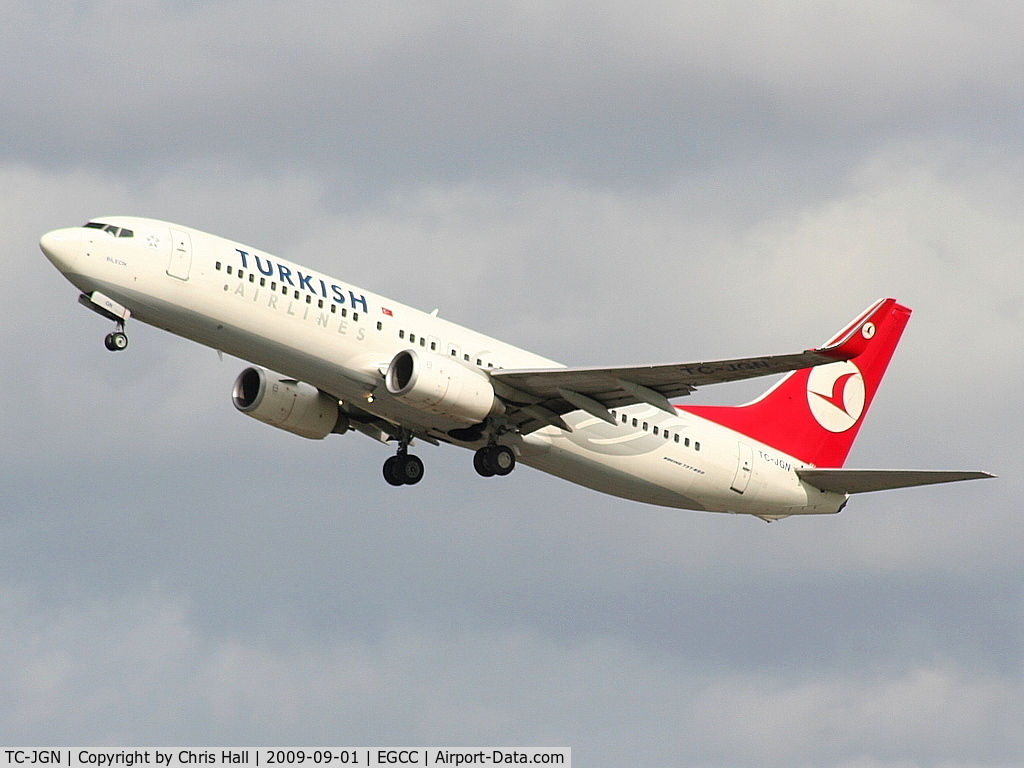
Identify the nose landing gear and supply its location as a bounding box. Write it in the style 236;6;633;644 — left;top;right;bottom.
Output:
104;324;128;352
78;292;131;352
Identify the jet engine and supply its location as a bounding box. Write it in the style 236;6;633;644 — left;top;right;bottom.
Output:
385;348;504;425
232;366;348;440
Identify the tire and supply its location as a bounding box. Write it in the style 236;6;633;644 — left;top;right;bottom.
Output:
383;456;404;486
490;445;516;476
398;454;424;485
474;446;515;477
474;448;496;477
105;332;128;351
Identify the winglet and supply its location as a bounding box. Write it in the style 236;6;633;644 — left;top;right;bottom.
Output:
812;297;897;361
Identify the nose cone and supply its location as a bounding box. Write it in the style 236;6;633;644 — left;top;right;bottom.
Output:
40;228;82;273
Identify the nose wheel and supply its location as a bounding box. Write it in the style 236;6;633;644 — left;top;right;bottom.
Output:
104;329;128;351
104;319;128;352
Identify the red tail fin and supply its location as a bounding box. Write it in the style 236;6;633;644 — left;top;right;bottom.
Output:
683;298;912;467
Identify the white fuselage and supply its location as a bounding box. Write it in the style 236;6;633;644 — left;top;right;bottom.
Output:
41;217;846;518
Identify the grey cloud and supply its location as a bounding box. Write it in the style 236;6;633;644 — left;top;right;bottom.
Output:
5;1;1024;190
688;662;1024;765
4;582;1023;763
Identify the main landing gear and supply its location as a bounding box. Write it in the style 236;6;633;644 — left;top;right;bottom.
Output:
473;444;516;477
384;430;424;486
382;443;517;487
383;450;425;486
382;424;518;487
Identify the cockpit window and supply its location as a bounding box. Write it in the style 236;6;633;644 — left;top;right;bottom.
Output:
82;221;133;238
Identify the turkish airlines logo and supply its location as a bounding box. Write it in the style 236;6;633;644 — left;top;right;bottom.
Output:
807;360;866;432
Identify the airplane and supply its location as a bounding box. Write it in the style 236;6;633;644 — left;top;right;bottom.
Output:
39;216;993;521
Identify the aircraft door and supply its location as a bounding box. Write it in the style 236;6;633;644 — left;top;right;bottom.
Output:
167;229;193;280
730;442;754;494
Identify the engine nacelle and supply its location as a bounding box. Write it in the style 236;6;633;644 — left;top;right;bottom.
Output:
385;348;503;426
232;366;348;440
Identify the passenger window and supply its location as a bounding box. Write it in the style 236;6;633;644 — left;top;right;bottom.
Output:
215;262;222;271
377;322;383;331
226;266;233;275
695;442;701;451
653;426;659;436
674;434;680;443
632;418;638;427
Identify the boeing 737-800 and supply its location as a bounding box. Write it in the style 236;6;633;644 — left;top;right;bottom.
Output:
40;217;991;520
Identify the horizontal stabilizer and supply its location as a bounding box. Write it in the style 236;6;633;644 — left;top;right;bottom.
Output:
798;468;995;494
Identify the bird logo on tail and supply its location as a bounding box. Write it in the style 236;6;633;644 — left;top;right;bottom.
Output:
807;361;865;432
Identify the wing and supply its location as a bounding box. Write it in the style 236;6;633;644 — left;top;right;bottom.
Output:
489;296;891;434
491;347;854;434
797;468;995;494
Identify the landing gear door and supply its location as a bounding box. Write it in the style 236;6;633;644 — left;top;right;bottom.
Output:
167;229;193;280
730;442;754;494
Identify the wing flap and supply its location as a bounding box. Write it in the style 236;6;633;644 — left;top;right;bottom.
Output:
797;468;995;494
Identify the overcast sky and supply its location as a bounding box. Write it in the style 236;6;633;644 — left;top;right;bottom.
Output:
2;1;1022;764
